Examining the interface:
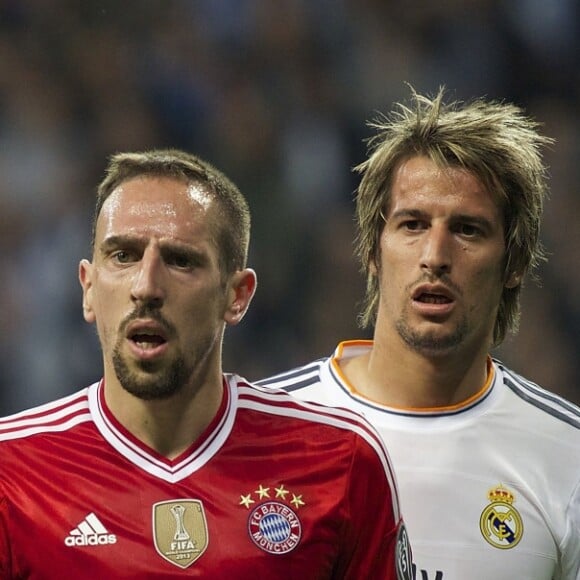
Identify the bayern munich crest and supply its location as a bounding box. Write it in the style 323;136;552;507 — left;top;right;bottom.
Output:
479;484;523;549
239;484;304;554
395;523;413;580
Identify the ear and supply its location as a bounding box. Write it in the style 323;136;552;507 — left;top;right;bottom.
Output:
224;268;257;326
79;259;96;323
504;270;522;289
368;254;378;276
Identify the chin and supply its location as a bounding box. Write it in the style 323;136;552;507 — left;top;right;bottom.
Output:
122;382;182;401
399;327;466;355
398;315;468;353
113;350;189;401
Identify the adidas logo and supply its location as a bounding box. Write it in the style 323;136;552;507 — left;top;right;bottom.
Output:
64;512;117;547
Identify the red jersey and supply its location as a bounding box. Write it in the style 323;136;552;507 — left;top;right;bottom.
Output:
0;375;410;579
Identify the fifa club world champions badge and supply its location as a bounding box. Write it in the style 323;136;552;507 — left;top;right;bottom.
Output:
152;500;209;568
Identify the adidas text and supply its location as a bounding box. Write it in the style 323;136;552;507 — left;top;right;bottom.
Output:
65;534;117;546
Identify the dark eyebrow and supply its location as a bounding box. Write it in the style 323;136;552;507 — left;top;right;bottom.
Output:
450;214;495;232
160;244;208;264
388;209;428;221
389;209;495;231
99;234;209;264
99;235;144;255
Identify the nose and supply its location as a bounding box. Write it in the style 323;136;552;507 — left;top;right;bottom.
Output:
131;246;166;307
420;225;452;277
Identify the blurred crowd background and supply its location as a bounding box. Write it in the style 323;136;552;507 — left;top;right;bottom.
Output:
1;0;579;414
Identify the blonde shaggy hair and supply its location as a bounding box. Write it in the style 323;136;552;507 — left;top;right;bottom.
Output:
355;87;553;345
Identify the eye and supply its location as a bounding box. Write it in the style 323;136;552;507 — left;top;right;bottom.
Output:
455;223;483;237
402;219;427;231
165;251;199;270
112;250;137;264
171;255;192;269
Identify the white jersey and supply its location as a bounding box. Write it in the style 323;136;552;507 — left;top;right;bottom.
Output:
257;340;580;580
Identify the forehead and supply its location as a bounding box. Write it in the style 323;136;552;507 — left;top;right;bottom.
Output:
389;156;502;218
96;176;216;244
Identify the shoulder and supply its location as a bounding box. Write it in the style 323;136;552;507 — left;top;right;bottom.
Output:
0;387;92;444
235;376;396;478
235;377;402;520
495;360;580;432
238;376;380;441
255;342;372;397
254;357;328;392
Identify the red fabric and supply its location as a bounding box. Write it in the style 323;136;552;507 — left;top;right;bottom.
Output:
0;378;403;579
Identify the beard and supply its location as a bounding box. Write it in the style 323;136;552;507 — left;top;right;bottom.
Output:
393;273;469;355
396;312;468;355
112;344;193;400
110;305;213;401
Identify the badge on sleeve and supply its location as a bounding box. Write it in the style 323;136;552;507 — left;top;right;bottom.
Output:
396;523;413;580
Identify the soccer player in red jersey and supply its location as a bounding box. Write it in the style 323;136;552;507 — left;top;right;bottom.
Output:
0;150;411;579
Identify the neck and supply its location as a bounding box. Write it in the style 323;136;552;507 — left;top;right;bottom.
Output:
103;369;224;460
342;335;491;409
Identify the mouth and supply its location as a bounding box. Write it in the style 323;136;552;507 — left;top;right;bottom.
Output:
414;292;453;305
129;332;167;350
125;320;170;358
411;285;456;316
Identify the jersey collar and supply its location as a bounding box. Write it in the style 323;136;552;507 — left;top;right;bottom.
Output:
87;376;237;483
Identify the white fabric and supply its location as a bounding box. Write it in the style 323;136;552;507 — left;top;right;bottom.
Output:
258;341;580;580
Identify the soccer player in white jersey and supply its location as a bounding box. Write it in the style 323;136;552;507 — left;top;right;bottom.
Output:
0;150;412;578
257;88;580;580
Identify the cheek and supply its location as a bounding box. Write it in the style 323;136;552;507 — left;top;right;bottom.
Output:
379;245;414;288
376;265;408;314
466;261;505;310
381;234;419;268
181;286;226;325
92;306;116;349
90;282;125;346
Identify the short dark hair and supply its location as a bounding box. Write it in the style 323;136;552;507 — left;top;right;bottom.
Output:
93;149;251;276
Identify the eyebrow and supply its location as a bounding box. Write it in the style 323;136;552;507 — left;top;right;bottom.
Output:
451;213;495;231
389;209;495;230
388;209;427;221
99;235;144;255
99;234;209;262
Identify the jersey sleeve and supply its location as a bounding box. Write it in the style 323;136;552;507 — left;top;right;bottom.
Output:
562;479;580;580
0;492;11;578
336;432;412;580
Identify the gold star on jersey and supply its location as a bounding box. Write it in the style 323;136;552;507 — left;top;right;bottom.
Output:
239;483;305;554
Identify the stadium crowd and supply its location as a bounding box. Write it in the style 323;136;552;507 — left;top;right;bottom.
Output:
0;0;578;412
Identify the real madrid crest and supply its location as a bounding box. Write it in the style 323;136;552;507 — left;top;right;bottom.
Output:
479;484;523;549
239;483;304;554
152;499;209;568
